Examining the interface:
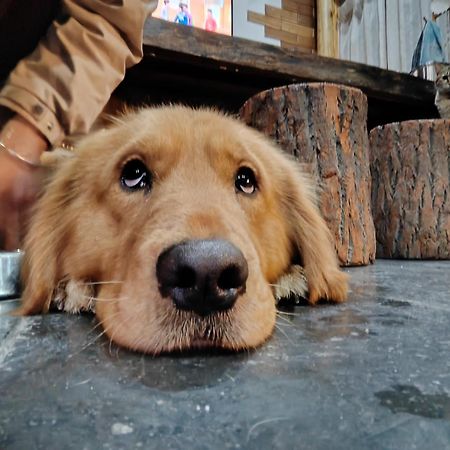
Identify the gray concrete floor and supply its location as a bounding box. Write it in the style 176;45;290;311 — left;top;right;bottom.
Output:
1;260;450;450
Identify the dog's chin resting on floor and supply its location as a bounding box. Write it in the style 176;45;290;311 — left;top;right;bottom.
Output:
17;106;348;354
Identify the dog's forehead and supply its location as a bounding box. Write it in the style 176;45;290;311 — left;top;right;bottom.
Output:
127;108;262;160
137;108;248;141
74;108;273;182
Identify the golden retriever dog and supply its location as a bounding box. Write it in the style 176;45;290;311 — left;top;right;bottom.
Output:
18;106;348;354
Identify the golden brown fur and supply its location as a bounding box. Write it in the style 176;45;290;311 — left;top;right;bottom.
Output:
18;106;348;353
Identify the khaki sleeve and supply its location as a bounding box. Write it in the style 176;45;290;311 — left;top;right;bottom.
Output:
0;0;157;145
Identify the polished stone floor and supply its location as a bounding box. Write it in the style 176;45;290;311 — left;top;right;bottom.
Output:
1;260;450;450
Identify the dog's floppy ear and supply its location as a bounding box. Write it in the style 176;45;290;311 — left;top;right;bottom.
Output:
16;158;76;315
279;161;348;304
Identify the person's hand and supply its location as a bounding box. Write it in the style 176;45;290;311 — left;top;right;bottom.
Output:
0;115;48;250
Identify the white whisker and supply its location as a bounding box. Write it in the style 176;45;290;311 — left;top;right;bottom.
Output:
67;309;125;359
82;280;124;286
80;294;126;304
67;327;109;359
275;313;294;325
247;417;288;441
274;323;295;345
276;310;302;317
107;302;148;356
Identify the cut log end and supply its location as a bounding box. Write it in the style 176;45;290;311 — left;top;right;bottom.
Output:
370;119;450;259
240;83;376;266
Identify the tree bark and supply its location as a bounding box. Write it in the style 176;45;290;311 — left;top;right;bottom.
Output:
240;82;375;266
370;119;450;259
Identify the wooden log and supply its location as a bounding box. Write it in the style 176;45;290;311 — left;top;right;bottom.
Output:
370;119;450;259
240;82;376;266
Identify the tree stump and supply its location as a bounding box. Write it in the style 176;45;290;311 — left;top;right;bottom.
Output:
240;83;376;266
370;120;450;259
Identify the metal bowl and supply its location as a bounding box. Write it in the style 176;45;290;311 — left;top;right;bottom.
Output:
0;251;23;299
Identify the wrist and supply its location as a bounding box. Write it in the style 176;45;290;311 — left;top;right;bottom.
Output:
0;115;49;164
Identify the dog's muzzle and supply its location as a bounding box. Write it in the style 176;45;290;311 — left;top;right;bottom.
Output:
156;239;248;316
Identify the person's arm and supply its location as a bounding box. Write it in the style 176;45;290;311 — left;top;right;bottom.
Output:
0;0;157;250
0;115;47;250
0;0;157;145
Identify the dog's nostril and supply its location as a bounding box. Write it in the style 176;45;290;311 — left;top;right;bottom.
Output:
217;265;245;291
175;266;196;289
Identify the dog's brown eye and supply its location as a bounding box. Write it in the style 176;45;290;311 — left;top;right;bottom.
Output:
235;167;257;195
121;159;152;192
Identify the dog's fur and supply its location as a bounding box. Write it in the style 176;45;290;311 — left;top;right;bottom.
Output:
18;106;347;353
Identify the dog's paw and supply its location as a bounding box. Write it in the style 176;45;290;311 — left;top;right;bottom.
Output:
274;265;308;303
306;267;348;304
52;279;96;313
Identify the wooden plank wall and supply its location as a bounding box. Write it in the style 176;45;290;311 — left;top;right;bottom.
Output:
247;0;316;52
339;0;450;73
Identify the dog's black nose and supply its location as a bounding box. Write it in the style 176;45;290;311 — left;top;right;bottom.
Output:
156;239;248;316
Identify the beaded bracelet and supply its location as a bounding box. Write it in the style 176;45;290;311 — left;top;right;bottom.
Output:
0;140;42;168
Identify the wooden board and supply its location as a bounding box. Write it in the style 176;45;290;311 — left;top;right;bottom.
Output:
117;18;437;129
317;0;339;58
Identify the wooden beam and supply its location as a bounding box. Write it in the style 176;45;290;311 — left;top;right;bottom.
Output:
316;0;339;58
117;18;437;130
141;18;433;105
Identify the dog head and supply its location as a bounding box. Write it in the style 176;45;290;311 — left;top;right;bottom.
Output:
19;106;347;353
